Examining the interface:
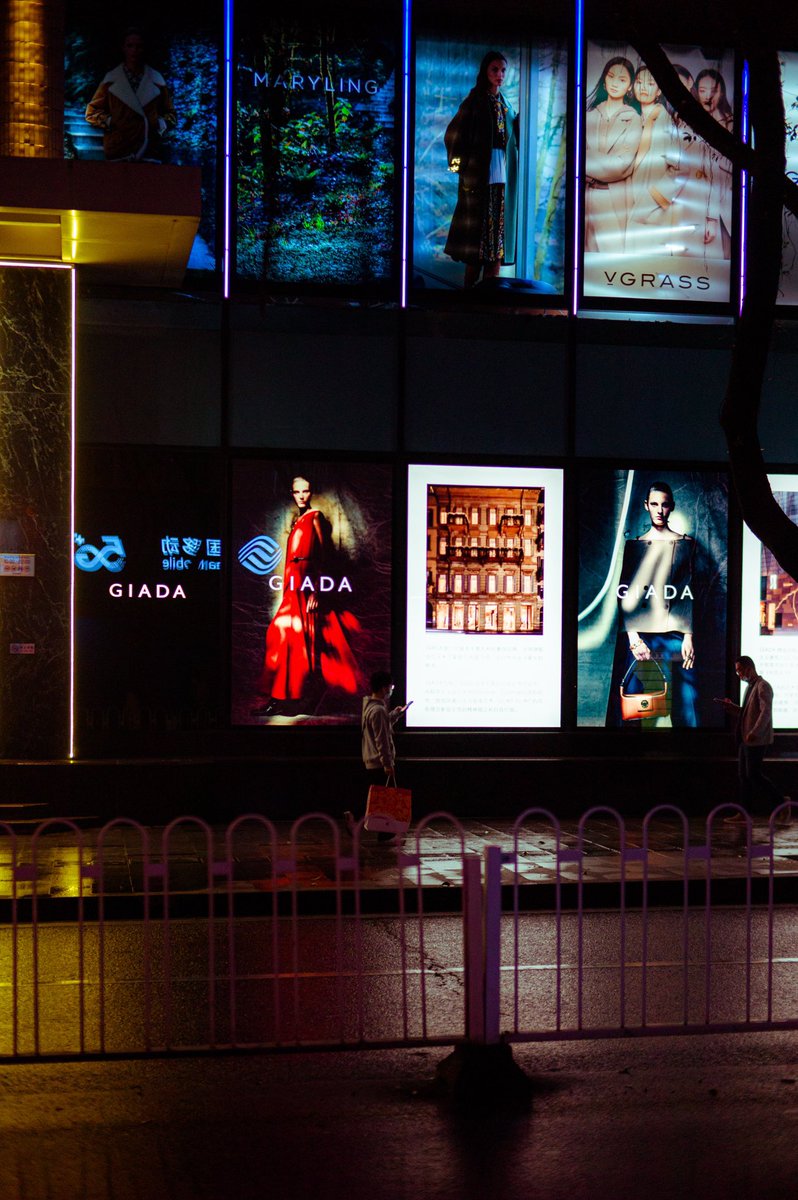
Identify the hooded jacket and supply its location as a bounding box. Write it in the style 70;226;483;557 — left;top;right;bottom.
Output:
361;696;395;772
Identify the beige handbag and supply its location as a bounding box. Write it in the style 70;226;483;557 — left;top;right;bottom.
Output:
620;658;668;721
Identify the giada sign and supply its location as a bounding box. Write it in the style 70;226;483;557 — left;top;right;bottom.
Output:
109;583;187;599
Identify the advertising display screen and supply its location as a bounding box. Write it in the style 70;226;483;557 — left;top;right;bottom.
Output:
406;464;563;728
232;460;393;726
235;1;398;287
582;42;735;306
413;32;567;294
75;449;223;734
740;476;798;726
779;53;798;306
64;1;220;273
577;469;728;728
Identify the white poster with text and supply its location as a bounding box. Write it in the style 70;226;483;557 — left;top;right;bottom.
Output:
741;474;798;728
406;463;563;728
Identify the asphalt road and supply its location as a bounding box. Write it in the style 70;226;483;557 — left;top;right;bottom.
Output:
3;907;798;1056
5;1034;798;1199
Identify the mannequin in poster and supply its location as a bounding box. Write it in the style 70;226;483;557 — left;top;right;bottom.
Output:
444;50;519;287
85;27;175;163
252;476;362;717
585;57;642;254
607;481;699;727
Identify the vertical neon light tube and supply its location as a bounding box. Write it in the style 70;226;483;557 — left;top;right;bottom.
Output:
572;0;585;315
400;0;411;307
69;265;76;759
739;60;750;314
223;0;234;298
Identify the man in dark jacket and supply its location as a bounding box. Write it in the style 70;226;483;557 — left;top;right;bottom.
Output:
717;656;790;824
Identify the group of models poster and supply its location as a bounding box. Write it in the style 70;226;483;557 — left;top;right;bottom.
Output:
583;42;735;305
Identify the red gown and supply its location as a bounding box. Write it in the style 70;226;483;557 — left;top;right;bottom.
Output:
258;508;362;701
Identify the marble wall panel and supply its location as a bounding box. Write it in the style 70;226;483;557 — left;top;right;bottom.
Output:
0;266;72;757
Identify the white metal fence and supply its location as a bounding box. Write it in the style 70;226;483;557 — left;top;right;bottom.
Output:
1;804;797;1059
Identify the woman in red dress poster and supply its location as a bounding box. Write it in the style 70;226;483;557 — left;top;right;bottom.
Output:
252;476;363;717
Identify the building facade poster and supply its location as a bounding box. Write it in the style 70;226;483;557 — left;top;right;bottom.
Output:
232;460;392;726
582;42;735;306
74;449;223;735
407;464;563;728
235;1;398;287
779;53;798;306
577;469;728;728
741;475;798;727
64;0;220;274
413;32;567;293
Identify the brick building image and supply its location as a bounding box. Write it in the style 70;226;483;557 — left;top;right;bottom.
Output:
426;485;544;634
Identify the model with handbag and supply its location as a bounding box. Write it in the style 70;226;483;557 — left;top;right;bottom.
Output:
609;480;699;726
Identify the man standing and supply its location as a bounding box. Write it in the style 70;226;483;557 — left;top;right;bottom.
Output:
717;656;790;823
345;670;409;841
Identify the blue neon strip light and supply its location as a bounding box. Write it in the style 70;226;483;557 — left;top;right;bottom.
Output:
400;0;411;308
572;0;584;315
223;0;234;298
739;60;750;314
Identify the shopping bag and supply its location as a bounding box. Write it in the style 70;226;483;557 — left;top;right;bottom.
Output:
365;785;412;833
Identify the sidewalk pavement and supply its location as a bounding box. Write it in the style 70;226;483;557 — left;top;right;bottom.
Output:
2;802;798;903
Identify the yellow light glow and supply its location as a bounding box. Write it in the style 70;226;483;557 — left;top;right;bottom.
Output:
70;211;79;263
3;0;57;157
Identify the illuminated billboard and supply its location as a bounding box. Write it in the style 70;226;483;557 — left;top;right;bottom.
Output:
64;1;220;274
779;53;798;306
75;449;223;735
406;464;563;728
232;460;392;726
582;42;735;306
413;31;567;294
577;469;728;728
235;1;398;287
740;476;798;726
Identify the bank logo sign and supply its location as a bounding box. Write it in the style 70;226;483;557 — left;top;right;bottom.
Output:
238;535;282;576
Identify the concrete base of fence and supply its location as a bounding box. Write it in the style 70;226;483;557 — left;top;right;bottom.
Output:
434;1042;533;1108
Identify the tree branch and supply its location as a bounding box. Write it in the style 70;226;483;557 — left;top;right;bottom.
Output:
715;49;798;579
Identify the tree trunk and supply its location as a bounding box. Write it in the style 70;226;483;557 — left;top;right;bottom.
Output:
628;41;798;578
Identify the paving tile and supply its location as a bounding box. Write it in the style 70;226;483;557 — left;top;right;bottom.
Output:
1;815;798;899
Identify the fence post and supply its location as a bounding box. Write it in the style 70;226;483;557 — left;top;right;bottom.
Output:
483;845;503;1045
434;843;531;1103
462;854;485;1041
